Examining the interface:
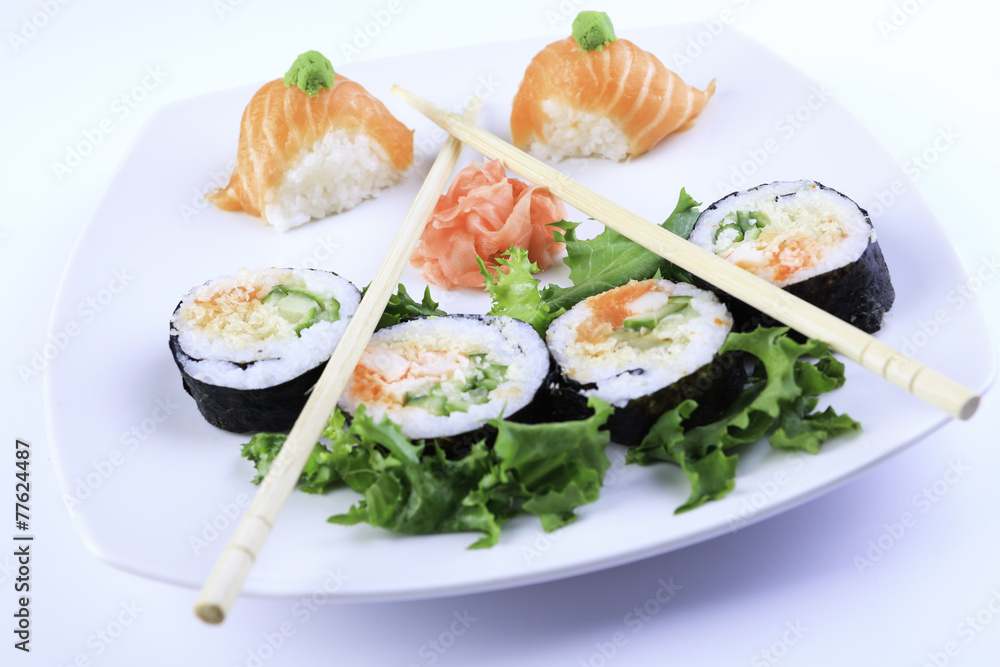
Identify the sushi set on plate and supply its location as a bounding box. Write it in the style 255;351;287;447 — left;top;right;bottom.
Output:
45;19;992;601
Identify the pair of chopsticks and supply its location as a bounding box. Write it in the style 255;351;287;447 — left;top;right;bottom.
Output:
195;88;980;624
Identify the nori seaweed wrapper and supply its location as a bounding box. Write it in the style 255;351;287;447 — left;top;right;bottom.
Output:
715;240;895;337
543;351;747;446
169;334;324;433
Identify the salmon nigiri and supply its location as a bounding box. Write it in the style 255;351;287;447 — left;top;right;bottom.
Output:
510;12;715;162
208;50;413;231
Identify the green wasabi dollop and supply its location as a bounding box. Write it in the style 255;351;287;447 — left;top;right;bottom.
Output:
283;50;335;97
572;11;616;52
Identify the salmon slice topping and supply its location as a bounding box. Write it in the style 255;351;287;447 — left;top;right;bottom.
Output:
511;36;714;159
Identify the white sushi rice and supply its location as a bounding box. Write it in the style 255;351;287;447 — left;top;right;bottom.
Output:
339;316;550;440
688;181;875;288
527;99;629;162
264;129;406;232
546;281;732;408
171;268;361;390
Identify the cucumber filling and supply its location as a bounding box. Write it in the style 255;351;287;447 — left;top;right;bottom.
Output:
403;354;508;416
713;209;770;252
262;282;341;334
614;296;695;349
622;296;692;332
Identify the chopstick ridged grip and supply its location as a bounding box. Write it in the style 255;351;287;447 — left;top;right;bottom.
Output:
194;99;481;624
391;85;980;421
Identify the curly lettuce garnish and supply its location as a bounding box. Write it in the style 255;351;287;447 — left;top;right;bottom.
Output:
242;400;612;548
628;327;860;512
540;188;700;312
478;249;565;335
361;282;447;331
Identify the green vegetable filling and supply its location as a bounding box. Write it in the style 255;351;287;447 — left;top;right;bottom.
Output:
612;296;695;349
403;353;508;416
622;296;693;332
262;282;340;334
713;209;771;247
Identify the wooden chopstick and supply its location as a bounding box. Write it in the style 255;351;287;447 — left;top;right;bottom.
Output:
193;99;481;625
392;85;980;421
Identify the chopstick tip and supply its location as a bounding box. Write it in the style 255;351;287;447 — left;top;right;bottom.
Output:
958;394;980;420
195;603;225;625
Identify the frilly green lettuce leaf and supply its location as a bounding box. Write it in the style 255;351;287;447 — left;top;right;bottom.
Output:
662;187;703;239
477;248;565;335
540;188;700;312
770;400;860;455
239;432;286;486
677;446;740;513
240;432;350;495
242;400;614;549
488;396;613;532
628;327;860;512
362;282;447;331
327;407;499;542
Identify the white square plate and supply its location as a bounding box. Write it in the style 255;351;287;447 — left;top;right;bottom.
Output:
45;25;993;600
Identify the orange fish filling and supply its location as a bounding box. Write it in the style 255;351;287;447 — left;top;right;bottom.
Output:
574;280;662;345
350;347;463;406
732;236;823;283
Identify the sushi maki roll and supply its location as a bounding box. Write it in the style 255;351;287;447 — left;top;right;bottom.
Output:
688;180;895;334
169;268;361;433
339;315;551;452
510;11;714;162
545;279;746;446
207;50;413;231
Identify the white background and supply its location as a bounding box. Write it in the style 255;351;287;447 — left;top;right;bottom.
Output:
3;0;999;665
